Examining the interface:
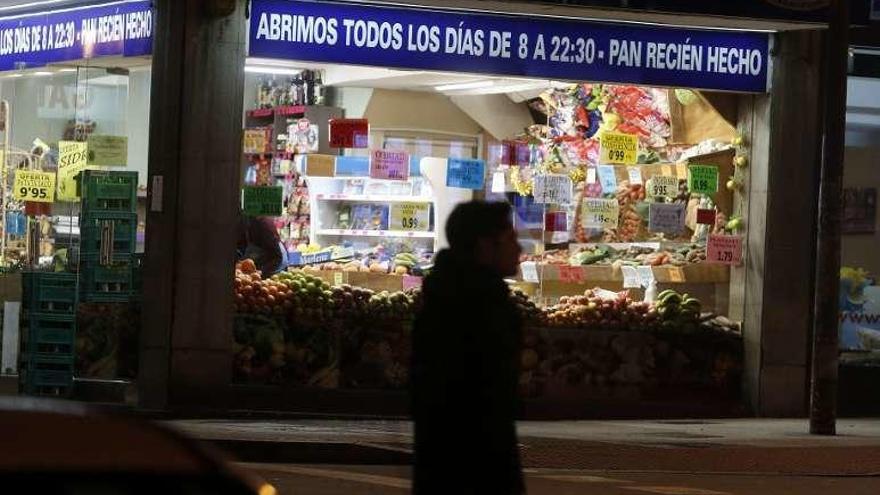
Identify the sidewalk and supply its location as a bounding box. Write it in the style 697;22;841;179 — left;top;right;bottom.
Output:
168;418;880;475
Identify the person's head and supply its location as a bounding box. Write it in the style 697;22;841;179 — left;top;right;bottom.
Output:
445;200;521;276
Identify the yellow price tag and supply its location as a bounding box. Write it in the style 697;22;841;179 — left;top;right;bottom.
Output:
57;141;89;201
14;170;56;203
390;202;430;231
668;267;686;283
333;272;344;286
600;131;638;165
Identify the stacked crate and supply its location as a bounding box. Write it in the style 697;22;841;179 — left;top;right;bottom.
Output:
20;272;78;397
78;171;139;302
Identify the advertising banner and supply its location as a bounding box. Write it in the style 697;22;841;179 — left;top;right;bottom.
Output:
250;0;771;92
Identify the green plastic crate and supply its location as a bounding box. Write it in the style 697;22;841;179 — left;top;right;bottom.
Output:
79;259;135;302
79;170;138;215
79;212;137;258
19;355;74;397
21;313;76;358
21;272;78;314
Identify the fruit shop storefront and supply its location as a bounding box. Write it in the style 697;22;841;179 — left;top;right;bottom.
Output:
139;0;827;418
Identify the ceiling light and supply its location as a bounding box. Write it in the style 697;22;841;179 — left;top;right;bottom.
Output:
434;80;494;92
33;71;53;76
244;65;302;75
4;74;21;78
57;68;77;73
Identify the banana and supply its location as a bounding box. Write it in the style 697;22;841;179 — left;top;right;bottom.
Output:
659;293;682;306
657;289;677;300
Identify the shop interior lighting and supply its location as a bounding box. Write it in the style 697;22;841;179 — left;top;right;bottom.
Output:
3;74;22;78
57;68;77;73
33;71;53;76
0;0;72;14
244;65;303;76
434;80;495;92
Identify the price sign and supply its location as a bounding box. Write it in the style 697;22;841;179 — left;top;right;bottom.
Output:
446;157;485;189
533;174;572;205
370;149;410;180
329;118;369;148
668;267;686;282
57;141;89;201
688;164;719;195
651;176;679;198
636;266;656;287
581;198;619;229
242;186;283;216
390;202;430;231
586;168;597;184
306;154;336;177
627;167;643;185
600;131;638;164
333;272;344;286
558;265;584;284
648;203;686;234
696;208;717;225
403;275;423;290
13;170;56;203
521;261;540;283
707;234;743;266
87;135;128;166
621;265;640;288
597;165;618;193
491;170;506;193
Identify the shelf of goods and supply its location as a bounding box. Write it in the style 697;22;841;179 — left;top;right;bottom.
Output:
231;262;742;411
315;194;432;203
317;229;435;238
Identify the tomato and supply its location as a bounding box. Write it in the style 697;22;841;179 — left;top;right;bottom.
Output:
239;259;257;274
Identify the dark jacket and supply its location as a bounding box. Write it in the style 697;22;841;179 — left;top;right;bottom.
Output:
411;249;524;495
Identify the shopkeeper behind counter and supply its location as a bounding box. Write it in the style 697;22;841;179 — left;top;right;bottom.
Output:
237;215;287;275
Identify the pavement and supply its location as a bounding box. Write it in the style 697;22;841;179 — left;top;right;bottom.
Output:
167;418;880;475
245;464;880;495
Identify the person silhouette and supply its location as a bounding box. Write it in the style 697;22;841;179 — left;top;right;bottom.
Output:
411;200;525;495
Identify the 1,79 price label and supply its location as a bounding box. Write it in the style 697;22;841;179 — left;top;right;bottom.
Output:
391;203;430;232
13;170;56;203
600;131;638;165
706;234;743;266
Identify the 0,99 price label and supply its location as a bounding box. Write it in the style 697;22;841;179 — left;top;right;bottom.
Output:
651;176;679;198
581;198;619;229
391;202;430;232
688;164;719;195
706;234;743;266
600;131;638;165
13;170;56;203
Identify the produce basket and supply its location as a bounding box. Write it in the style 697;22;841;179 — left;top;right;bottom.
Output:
78;170;138;215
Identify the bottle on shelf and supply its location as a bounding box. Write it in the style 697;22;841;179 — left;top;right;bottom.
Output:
303;70;315;106
292;72;305;106
313;70;325;106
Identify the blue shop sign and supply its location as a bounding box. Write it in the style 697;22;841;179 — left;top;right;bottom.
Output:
249;0;772;93
0;0;153;72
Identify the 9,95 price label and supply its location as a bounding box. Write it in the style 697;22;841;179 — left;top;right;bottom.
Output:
600;131;638;165
391;202;430;231
650;176;679;198
581;198;619;229
13;170;56;203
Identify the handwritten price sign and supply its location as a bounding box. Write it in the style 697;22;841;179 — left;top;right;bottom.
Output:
14;170;56;203
446;158;485;189
600;131;638;165
581;198;619;229
706;234;743;266
651;175;679;198
533;174;572;204
242;186;283;216
391;202;430;231
648;203;686;234
371;149;410;180
688;164;719;195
